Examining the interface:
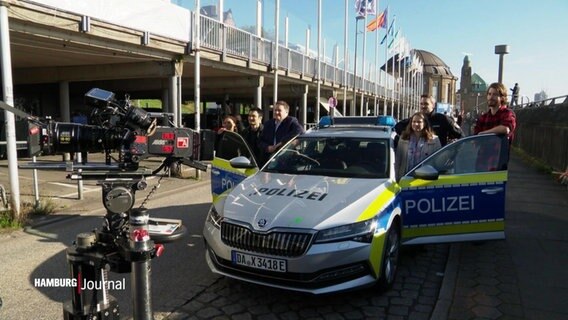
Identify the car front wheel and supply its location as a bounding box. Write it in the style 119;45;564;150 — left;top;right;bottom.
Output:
377;222;400;290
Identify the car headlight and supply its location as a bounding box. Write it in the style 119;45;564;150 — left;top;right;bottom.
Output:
315;217;378;243
206;206;223;229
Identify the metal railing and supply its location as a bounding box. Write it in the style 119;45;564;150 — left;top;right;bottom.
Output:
193;13;403;102
512;94;568;109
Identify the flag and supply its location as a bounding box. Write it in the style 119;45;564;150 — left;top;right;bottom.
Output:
380;15;395;45
388;28;400;51
387;29;401;54
366;8;387;32
355;0;376;17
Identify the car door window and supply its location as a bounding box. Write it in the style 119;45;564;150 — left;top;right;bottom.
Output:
217;132;256;165
410;134;508;176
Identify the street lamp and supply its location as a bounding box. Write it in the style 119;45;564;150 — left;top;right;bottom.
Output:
494;44;509;84
352;15;364;116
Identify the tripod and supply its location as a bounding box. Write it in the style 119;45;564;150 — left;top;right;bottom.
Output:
62;176;185;320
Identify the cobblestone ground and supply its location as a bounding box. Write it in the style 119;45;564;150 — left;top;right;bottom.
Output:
448;241;524;320
161;244;449;320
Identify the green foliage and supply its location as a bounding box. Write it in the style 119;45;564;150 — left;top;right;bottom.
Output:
132;99;162;109
131;99;195;114
182;101;195;114
24;198;58;216
0;198;58;230
0;210;21;229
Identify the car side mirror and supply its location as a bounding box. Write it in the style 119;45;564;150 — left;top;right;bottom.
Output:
412;165;439;180
229;156;256;169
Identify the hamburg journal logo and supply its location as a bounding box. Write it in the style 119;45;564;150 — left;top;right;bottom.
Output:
34;277;126;290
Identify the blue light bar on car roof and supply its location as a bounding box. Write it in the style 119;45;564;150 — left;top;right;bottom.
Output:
318;116;397;127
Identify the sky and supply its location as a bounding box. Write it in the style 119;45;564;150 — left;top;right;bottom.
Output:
186;0;568;102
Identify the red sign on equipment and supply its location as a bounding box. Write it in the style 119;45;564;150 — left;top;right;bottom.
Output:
177;137;189;148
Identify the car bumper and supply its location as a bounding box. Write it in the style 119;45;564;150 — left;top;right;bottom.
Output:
203;222;384;294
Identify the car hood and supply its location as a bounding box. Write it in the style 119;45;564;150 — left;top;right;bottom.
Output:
217;172;392;231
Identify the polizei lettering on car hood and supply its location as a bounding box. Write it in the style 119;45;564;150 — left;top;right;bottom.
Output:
221;172;391;231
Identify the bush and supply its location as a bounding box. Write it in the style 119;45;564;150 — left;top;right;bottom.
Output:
0;198;58;230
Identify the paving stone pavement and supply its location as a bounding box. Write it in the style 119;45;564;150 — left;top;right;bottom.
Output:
161;245;449;320
447;241;523;320
434;151;568;320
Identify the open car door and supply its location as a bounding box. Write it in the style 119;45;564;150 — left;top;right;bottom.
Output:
211;131;259;201
399;134;510;245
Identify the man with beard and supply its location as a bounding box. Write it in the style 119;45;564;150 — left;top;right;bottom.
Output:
474;82;517;144
473;82;517;171
394;94;463;146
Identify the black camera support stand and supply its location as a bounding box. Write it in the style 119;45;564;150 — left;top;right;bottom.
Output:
62;171;186;320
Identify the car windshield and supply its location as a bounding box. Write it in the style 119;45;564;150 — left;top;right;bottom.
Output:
262;136;390;178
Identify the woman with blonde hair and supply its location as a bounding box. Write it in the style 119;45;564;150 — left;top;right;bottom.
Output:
395;112;441;180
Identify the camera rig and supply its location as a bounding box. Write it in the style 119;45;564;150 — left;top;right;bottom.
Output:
3;88;215;319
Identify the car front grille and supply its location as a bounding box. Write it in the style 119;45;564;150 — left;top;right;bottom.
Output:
221;222;313;257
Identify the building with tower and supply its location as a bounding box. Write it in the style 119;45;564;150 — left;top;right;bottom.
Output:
383;49;458;116
458;55;488;115
413;50;458;108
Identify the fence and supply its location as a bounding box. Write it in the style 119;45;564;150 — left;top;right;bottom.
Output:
512;95;568;172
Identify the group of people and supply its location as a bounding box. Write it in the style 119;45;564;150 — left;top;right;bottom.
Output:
394;82;516;179
216;100;304;166
216;82;517;179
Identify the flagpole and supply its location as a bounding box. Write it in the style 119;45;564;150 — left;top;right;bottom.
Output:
390;30;396;117
273;0;280;104
383;11;391;116
360;12;367;116
343;0;348;115
316;0;321;120
353;16;361;116
374;4;379;116
397;35;402;119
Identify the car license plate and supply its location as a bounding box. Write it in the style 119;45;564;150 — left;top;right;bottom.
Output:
232;251;287;272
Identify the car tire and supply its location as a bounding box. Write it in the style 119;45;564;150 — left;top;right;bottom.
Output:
377;222;400;290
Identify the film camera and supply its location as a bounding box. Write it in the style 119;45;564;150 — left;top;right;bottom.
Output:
27;87;214;172
19;88;215;319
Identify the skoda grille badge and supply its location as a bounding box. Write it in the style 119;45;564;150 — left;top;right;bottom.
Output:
257;218;267;228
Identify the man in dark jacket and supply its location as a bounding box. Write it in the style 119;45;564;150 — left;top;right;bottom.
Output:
242;107;266;166
394;94;463;146
259;100;304;158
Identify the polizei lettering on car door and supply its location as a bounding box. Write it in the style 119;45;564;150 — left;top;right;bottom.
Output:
249;187;328;201
404;195;474;214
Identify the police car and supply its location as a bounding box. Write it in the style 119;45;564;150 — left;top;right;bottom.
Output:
203;116;509;294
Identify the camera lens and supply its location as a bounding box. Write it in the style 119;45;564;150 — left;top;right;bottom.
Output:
125;107;154;131
51;123;120;153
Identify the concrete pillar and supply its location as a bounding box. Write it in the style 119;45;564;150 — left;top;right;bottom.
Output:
169;75;178;125
254;75;264;110
301;85;308;128
0;2;20;217
162;88;169;113
59;81;70;122
263;96;270;121
59;81;71;161
170;60;183;127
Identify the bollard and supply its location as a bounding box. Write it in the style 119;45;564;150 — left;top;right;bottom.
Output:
32;156;40;208
75;152;84;200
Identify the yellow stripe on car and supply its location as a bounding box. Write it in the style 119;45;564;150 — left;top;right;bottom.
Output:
368;231;387;278
398;171;507;189
356;182;400;222
403;220;504;238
